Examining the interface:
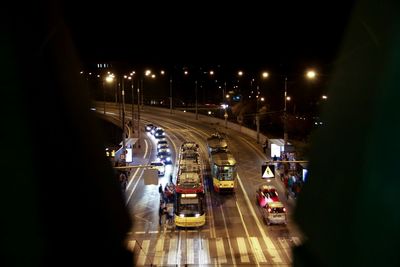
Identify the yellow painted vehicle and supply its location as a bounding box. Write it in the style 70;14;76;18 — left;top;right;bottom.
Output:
174;193;205;227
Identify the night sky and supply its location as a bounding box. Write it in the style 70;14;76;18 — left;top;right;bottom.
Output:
62;1;356;68
57;1;357;114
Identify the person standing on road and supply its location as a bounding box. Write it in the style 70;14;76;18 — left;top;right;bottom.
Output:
159;200;165;225
262;141;267;154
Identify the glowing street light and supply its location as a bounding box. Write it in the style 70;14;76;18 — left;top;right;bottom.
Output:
262;72;269;78
306;70;316;79
322;95;328;100
238;71;243;76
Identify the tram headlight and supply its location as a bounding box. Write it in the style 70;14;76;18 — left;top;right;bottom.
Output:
179;214;185;218
195;214;200;217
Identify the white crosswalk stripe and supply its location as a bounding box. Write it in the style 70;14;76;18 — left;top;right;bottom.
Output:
128;235;294;266
278;237;292;262
136;239;150;266
186;238;194;264
263;236;283;263
250;236;267;263
199;238;211;265
216;237;227;264
237;237;250;263
167;238;178;265
153;237;165;266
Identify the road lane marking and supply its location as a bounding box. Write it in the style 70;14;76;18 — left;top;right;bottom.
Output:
186;238;194;264
136;239;150;266
167;238;178;265
153;236;165;266
219;205;237;266
278;237;292;262
216;237;227;264
237;173;283;263
250;237;267;263
237;237;250;263
199;238;211;265
143;139;149;159
125;168;144;205
235;200;261;266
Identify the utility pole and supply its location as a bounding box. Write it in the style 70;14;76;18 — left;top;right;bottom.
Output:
195;80;198;120
169;77;173;114
284;76;288;146
121;78;126;164
131;78;135;134
137;80;141;148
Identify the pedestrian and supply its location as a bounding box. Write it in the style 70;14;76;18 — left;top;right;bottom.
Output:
158;184;163;194
285;187;290;200
262;141;267;153
119;172;127;191
159;200;165;225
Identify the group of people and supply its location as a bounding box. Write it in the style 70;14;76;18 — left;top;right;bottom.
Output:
159;182;175;203
158;181;175;226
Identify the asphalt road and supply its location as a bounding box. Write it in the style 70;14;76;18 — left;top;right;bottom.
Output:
100;103;304;267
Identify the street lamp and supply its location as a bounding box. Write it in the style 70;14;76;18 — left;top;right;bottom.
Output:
255;90;265;144
104;74;114;115
283;70;316;145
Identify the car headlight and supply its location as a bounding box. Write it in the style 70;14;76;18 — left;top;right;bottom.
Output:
157;157;161;161
167;157;171;162
195;213;200;218
166;149;170;152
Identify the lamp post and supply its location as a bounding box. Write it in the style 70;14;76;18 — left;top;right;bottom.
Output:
195;80;198;120
283;70;316;146
169;77;173;114
128;74;135;134
284;76;288;146
137;79;141;148
121;77;126;164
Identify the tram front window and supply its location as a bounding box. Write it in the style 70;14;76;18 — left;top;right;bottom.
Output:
177;195;202;217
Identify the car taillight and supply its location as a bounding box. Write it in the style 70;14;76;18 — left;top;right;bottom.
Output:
268;208;272;212
283;208;286;212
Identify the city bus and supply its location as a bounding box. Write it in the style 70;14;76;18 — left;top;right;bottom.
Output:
206;132;228;155
207;133;237;192
174;141;206;227
174;193;205;227
209;149;237;192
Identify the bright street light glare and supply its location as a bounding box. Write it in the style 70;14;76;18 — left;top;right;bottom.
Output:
260;97;265;101
306;70;316;79
209;70;214;75
145;70;151;76
238;71;243;76
262;72;269;78
160;70;165;75
105;76;114;83
286;96;291;101
322;95;328;99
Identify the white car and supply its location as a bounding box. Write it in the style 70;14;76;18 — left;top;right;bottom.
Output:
150;161;165;176
262;201;287;225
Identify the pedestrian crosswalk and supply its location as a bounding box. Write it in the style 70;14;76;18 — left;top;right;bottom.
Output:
127;234;300;266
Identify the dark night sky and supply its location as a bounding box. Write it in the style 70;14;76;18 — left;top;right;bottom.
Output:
61;1;356;68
